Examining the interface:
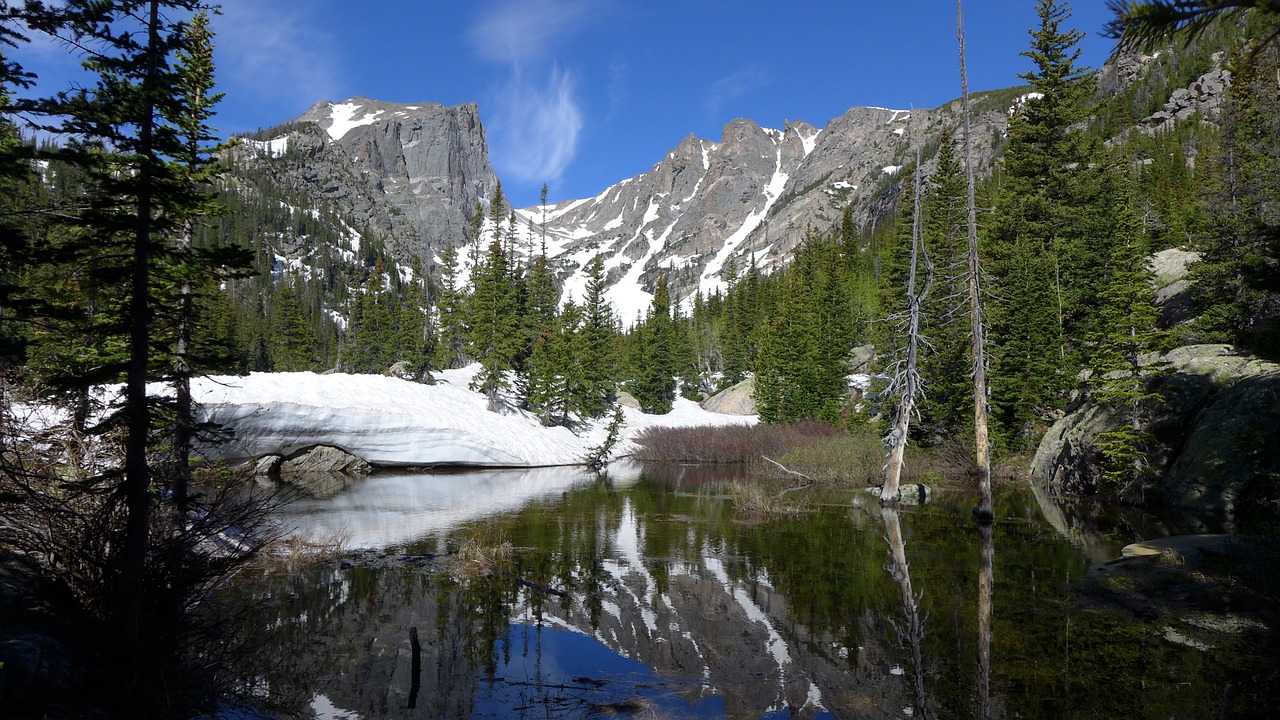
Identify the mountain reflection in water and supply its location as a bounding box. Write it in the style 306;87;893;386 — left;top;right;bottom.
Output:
228;465;1275;719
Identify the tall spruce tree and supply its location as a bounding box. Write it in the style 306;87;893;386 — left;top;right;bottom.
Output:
1088;175;1163;489
630;276;677;414
468;238;522;410
574;254;617;417
434;239;469;369
989;0;1103;446
918;134;973;439
4;0;257;658
166;9;238;517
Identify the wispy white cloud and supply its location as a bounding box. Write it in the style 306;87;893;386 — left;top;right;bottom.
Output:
706;66;771;118
470;0;600;187
606;57;628;118
212;0;341;122
467;0;598;66
490;66;582;185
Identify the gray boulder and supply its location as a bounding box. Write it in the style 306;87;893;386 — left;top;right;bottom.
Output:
847;344;876;374
278;445;372;499
1150;247;1199;328
1031;344;1280;519
615;391;641;409
252;454;282;479
701;377;757;415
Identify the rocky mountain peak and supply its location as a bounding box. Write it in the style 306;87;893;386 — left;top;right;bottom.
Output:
234;97;498;264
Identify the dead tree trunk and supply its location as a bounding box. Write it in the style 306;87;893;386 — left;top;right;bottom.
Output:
957;0;993;521
883;145;932;503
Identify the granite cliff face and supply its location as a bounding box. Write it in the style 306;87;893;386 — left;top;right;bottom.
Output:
230;98;499;263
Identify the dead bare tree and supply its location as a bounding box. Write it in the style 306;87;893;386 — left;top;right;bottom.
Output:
957;0;994;521
882;141;933;503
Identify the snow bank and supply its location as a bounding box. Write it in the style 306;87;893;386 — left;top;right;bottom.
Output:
194;365;755;468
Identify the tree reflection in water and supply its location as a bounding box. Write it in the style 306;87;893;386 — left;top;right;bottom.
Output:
223;470;1277;719
881;506;932;720
977;521;994;720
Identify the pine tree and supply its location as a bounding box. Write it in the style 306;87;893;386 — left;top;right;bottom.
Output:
989;0;1104;446
1088;177;1163;489
395;255;435;382
5;0;247;651
630;276;677;414
918;134;973;439
468;238;522;410
166;10;233;517
574;254;618;418
434;240;469;369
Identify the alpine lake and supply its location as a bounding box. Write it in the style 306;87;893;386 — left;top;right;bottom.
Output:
223;462;1280;719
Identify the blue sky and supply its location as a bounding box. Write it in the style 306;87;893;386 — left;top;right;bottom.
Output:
17;1;1121;208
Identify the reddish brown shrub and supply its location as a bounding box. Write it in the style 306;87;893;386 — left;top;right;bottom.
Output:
630;421;844;463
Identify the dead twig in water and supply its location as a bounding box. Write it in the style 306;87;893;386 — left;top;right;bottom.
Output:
502;569;570;599
761;454;811;481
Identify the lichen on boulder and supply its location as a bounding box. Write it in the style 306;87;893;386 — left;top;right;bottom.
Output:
1031;344;1280;520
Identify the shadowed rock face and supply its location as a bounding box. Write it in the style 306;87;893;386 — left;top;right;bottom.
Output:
1031;344;1280;518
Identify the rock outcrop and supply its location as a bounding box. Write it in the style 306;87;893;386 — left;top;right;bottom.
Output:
271;445;372;499
1031;344;1280;519
280;445;371;477
1151;247;1200;328
1140;63;1230;134
701;377;757;415
229;98;499;265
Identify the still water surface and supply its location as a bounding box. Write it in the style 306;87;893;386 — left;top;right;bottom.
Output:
232;464;1274;719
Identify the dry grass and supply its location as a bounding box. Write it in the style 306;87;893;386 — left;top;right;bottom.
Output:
633;419;1009;493
768;434;889;485
631;421;844;464
729;481;810;517
454;525;516;576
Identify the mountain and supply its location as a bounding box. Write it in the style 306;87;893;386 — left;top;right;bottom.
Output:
229;98;498;264
221;34;1231;328
513;94;1019;321
226;91;1021;324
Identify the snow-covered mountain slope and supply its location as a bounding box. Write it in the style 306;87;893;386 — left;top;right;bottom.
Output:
230;93;1015;325
464;99;1013;323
